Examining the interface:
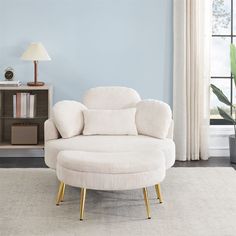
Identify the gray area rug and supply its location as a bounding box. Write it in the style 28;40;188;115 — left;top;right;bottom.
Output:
0;167;236;236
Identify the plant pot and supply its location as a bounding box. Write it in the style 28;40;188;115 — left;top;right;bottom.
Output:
229;135;236;164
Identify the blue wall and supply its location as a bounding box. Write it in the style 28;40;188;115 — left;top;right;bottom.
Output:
0;0;173;105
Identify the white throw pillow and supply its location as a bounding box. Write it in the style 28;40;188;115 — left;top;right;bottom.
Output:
83;108;138;135
53;100;87;138
136;100;172;139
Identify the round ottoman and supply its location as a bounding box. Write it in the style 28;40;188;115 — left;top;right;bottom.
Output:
56;150;166;220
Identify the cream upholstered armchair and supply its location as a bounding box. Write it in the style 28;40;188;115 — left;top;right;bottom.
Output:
44;87;175;171
44;86;175;220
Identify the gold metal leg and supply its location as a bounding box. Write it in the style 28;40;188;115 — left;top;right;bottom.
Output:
56;182;64;206
61;184;66;202
80;188;87;221
155;184;163;203
143;188;151;219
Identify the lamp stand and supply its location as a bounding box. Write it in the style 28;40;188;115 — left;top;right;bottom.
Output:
27;61;45;86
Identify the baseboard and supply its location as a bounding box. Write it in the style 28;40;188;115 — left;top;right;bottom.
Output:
209;126;233;157
209;147;229;157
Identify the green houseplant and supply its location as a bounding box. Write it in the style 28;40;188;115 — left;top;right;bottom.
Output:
210;44;236;163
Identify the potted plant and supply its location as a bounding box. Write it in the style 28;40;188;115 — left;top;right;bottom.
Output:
211;44;236;163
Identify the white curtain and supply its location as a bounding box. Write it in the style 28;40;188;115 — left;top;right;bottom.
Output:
173;0;212;161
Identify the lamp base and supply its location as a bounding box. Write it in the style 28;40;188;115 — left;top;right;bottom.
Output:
27;81;45;86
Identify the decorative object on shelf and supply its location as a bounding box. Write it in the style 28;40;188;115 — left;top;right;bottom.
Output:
4;67;14;81
211;43;236;164
11;123;38;145
21;42;51;86
13;93;36;118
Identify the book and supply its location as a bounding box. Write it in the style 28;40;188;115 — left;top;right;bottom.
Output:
16;93;21;117
21;93;26;117
0;81;21;87
29;95;36;118
13;93;36;118
13;95;16;118
26;93;30;117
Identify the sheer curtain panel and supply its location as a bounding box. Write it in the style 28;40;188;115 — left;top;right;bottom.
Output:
173;0;211;161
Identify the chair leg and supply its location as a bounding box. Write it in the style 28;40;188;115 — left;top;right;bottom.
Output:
155;184;163;203
143;188;151;219
80;188;87;221
61;184;66;202
56;181;65;206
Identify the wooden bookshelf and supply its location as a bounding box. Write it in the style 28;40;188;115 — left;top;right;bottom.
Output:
0;84;53;149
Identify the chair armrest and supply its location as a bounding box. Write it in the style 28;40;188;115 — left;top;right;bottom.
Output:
44;119;60;142
136;99;172;139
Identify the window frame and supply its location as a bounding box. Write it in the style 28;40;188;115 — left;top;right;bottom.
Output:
211;0;234;125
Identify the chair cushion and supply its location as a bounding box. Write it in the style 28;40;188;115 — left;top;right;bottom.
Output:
136;100;172;139
52;101;87;138
83;108;138;135
45;135;175;170
83;87;141;109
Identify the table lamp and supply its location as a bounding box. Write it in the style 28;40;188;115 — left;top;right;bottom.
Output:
21;42;51;86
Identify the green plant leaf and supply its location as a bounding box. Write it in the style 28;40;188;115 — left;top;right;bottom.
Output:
230;44;236;86
210;84;232;106
217;107;236;124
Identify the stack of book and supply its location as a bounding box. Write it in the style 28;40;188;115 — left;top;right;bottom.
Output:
13;93;37;118
0;81;21;87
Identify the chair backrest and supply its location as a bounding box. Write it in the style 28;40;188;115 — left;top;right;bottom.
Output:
83;86;141;109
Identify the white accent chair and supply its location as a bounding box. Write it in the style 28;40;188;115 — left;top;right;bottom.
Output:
44;87;175;220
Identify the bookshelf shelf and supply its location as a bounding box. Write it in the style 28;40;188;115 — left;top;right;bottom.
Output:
0;142;44;149
0;116;48;119
0;84;53;150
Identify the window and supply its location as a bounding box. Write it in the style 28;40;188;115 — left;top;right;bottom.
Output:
211;0;235;125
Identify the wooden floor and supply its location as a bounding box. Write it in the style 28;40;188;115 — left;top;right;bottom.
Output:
0;156;235;169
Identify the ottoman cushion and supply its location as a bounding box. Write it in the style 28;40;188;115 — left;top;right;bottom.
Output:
56;150;166;191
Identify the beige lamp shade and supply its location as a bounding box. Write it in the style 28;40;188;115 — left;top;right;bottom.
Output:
21;42;51;61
